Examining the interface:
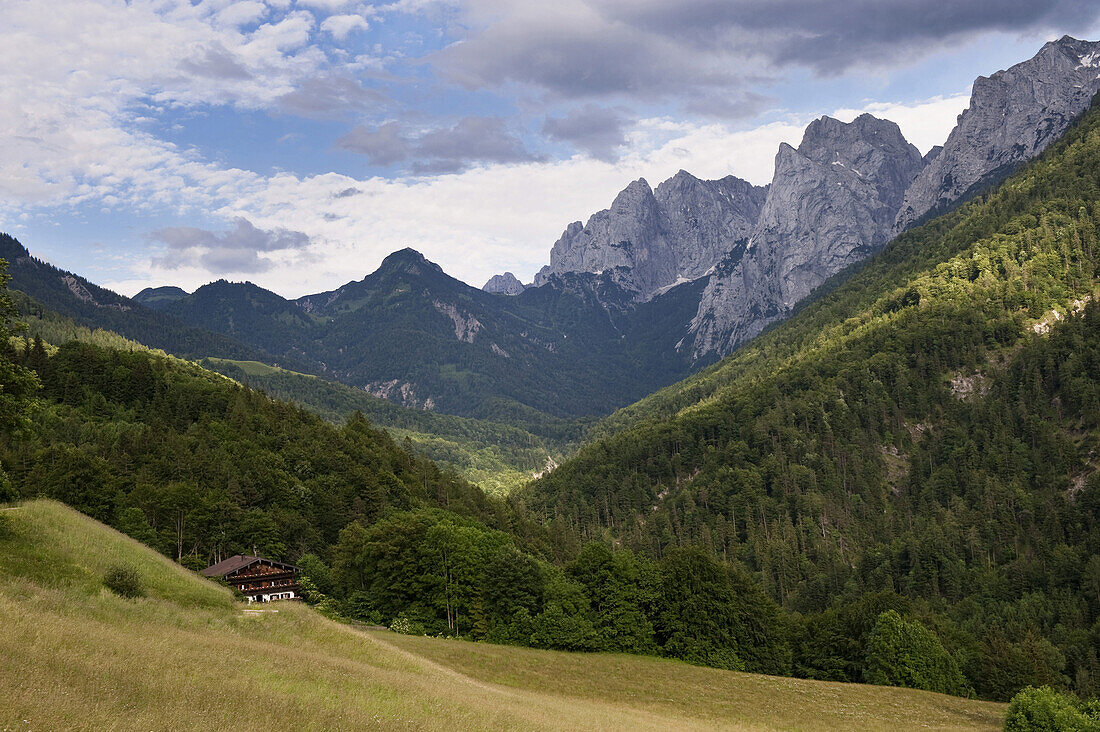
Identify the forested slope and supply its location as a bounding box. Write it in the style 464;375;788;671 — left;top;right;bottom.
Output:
528;96;1100;700
0;334;543;562
7;290;569;494
0;235;288;365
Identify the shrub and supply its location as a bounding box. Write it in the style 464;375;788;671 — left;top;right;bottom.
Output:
1003;686;1100;731
178;555;207;572
0;466;17;503
389;614;425;635
103;564;144;598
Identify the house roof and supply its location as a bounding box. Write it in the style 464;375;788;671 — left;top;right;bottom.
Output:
200;554;298;577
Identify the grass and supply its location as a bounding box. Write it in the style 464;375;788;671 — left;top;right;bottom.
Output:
0;500;1007;731
203;357;312;378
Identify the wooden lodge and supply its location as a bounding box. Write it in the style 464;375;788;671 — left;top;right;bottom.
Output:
201;555;301;603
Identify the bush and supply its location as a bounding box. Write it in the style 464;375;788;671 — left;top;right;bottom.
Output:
389;614;425;635
1004;686;1100;731
178;555;207;572
103;564;144;598
0;466;17;503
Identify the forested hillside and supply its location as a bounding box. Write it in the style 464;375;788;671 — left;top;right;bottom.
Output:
528;97;1100;700
140;248;706;423
0;235;288;365
200;356;573;493
7;290;569;494
0;333;540;562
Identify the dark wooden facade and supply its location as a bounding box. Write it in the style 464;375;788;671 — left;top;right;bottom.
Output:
201;555;301;603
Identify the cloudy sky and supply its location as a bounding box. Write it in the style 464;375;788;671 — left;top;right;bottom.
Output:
3;0;1100;297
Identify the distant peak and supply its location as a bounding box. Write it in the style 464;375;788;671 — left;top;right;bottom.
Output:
386;247;427;262
1036;34;1097;61
133;285;189;306
798;113;909;159
483;272;527;295
622;177;653;193
662;169;701;188
378;247;444;275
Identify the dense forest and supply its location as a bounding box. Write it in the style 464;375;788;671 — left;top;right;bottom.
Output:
0;333;538;562
528;97;1100;700
8;295;569;494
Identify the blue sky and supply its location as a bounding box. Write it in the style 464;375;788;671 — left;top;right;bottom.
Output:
2;0;1100;297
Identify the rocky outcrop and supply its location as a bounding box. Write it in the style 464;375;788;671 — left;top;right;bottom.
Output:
533;171;766;301
363;379;435;410
482;272;527;295
432;300;482;343
895;36;1100;231
689;114;924;358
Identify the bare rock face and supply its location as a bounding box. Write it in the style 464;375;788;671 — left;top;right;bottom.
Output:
482;272;527;295
896;35;1100;231
689;114;924;358
655;171;769;286
533;172;767;301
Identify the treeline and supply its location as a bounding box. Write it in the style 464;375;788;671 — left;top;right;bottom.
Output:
304;506;972;695
527;100;1100;700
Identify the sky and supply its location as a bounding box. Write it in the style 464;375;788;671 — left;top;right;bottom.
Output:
2;1;1100;298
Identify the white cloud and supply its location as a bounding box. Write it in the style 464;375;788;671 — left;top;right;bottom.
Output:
297;0;357;10
321;13;371;39
214;2;269;28
0;0;331;219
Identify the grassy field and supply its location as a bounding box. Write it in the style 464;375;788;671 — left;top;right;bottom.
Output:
0;500;1007;731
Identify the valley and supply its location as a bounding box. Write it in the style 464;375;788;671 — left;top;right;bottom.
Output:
3;32;1100;730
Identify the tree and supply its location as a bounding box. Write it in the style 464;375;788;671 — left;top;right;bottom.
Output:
656;547;746;671
1004;686;1100;731
567;543;656;654
864;610;966;696
0;257;39;500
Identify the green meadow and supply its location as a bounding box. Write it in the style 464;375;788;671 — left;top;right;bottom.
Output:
0;500;1005;730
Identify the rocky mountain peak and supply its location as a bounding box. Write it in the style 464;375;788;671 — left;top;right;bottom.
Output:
534;170;766;300
895;35;1100;231
607;178;659;220
687;113;924;359
483;272;527;295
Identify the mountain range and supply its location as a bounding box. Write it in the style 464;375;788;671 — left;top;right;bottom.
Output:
102;36;1096;424
6;36;1100;434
